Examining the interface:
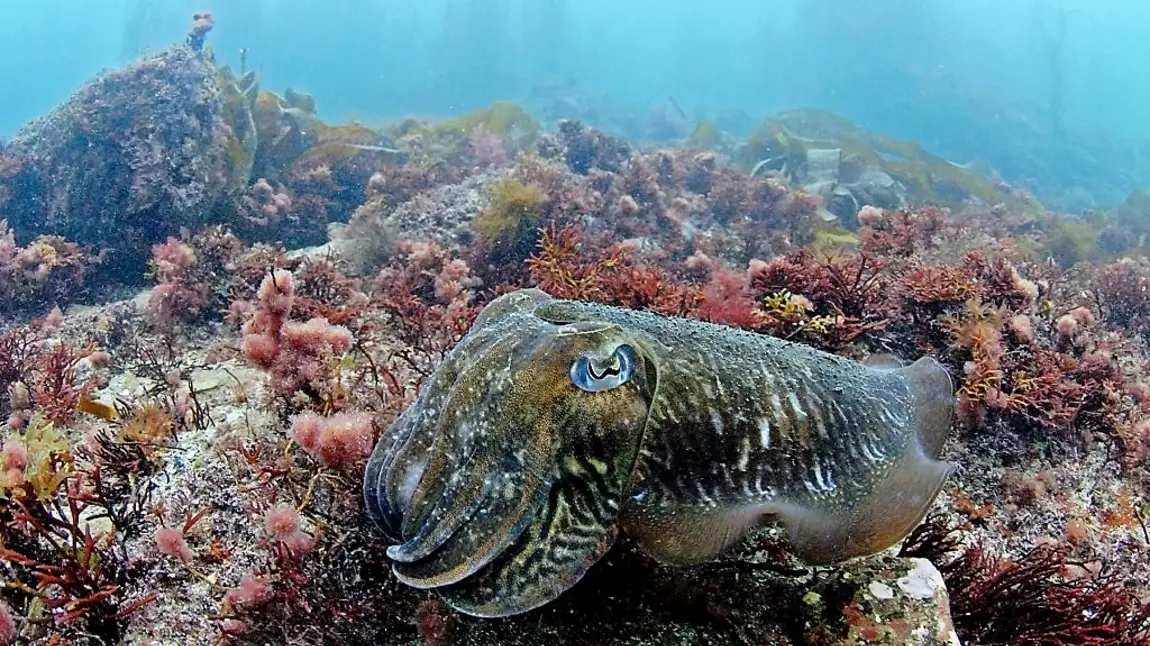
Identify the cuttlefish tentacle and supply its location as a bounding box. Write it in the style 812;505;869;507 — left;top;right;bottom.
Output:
395;332;537;542
363;404;416;534
363;288;955;618
436;461;625;617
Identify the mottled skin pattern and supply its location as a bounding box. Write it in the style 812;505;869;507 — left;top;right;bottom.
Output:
364;288;955;617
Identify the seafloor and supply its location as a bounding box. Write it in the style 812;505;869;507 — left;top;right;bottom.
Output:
1;16;1150;646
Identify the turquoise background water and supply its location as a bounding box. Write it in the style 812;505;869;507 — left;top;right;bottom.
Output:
1;0;1145;207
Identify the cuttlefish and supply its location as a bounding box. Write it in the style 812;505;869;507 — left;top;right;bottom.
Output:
363;288;955;618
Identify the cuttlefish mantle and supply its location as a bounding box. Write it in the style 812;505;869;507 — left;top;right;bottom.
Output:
363;288;955;617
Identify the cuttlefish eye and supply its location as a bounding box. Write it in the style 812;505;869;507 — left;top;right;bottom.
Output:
570;344;636;392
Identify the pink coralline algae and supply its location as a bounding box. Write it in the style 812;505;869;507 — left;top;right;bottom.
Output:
147;238;206;330
0;601;15;646
240;268;357;411
0;439;27;488
154;526;194;564
291;412;375;472
240;178;295;228
223;574;272;610
263;504;316;557
242;269;297;369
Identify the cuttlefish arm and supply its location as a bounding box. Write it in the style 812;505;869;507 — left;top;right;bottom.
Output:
436;340;654;615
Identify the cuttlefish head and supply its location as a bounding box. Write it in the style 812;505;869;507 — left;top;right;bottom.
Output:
363;290;658;617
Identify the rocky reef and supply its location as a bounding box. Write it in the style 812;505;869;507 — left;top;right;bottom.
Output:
1;23;234;277
734;109;1043;227
2;14;1150;646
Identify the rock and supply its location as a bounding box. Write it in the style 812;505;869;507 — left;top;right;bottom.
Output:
802;556;961;646
801;149;908;225
1;39;236;276
744;108;1040;225
806;148;843;184
1115;188;1150;242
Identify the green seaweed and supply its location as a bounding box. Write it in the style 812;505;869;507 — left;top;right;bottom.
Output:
811;227;860;253
1114;188;1150;247
688;121;721;150
1044;217;1098;269
474;178;546;246
290;141;401;171
216;65;260;189
243;84;396;180
283;87;316;114
438;101;540;151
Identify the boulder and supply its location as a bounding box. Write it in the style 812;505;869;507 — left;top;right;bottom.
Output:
1;30;236;276
802;556;961;646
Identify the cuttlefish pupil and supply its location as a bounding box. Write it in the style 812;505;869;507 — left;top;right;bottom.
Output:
363;288;955;618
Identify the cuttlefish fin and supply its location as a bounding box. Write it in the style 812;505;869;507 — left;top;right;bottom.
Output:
622;498;773;565
625;356;954;566
774;449;952;564
621;453;950;568
863;352;906;369
621;451;950;567
779;355;954;564
902;356;954;458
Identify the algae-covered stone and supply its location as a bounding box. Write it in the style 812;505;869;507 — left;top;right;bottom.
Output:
802;556;961;646
741;108;1041;226
2;32;235;276
1113;188;1150;250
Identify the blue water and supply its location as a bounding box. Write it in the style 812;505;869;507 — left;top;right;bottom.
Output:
2;0;1147;208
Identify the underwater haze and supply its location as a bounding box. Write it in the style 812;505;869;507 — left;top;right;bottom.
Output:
6;2;1150;645
3;0;1150;208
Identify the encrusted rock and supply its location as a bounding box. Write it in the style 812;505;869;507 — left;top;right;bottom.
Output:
2;38;235;276
802;556;960;646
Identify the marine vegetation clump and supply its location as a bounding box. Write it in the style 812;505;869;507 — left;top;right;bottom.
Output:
527;223;699;316
1089;257;1150;341
146;226;246;335
688;120;722;150
1;336;207;573
240;269;356;414
385;102;537;172
747;248;891;351
899;515;1150;645
371;240;483;376
944;545;1150;645
739;108;1041;219
556;119;634;174
334;187;400;278
1042;214;1100;269
0;402;179;643
436;101;540;153
0;220;101;312
472;177;548;264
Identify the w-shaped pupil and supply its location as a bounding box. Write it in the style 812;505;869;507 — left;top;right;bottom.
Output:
589;361;621;380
